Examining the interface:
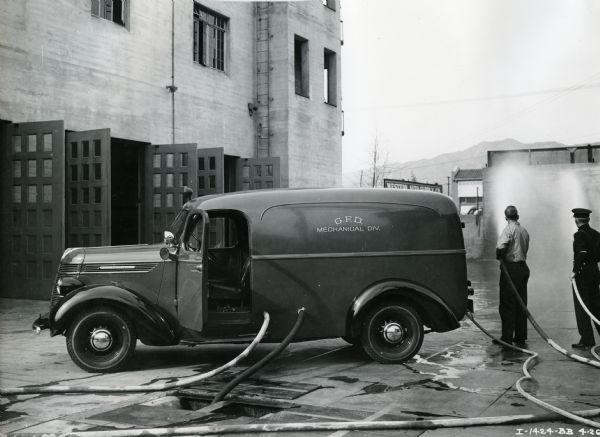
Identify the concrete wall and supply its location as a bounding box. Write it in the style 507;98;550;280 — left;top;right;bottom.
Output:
269;1;342;188
0;0;257;158
0;0;343;188
461;214;485;259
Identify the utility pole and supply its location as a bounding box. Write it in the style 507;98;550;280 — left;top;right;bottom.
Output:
447;176;450;196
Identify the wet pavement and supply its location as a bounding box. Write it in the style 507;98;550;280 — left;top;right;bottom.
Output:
1;259;599;436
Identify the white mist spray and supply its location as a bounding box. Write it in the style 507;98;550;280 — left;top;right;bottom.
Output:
487;164;594;324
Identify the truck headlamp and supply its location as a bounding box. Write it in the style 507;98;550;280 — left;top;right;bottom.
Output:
56;277;83;296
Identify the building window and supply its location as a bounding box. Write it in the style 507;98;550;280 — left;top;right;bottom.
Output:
193;4;228;72
91;0;126;26
324;49;337;105
295;35;309;97
322;0;335;10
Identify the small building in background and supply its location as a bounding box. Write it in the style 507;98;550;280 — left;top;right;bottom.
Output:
451;168;483;215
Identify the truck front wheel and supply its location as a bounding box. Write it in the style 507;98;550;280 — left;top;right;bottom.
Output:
361;302;423;364
66;306;136;373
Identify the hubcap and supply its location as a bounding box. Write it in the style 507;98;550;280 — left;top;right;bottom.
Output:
90;328;113;351
381;321;404;344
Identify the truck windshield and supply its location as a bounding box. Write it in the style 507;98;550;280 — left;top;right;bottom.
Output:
184;213;204;252
168;209;189;244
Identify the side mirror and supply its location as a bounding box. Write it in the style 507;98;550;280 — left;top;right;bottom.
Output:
160;246;178;261
164;230;175;246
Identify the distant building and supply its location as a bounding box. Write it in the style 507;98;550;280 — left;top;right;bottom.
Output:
487;143;598;167
383;178;443;193
0;0;343;299
451;168;483;214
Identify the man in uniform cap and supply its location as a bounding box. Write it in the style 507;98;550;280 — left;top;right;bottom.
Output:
571;208;600;349
495;205;530;348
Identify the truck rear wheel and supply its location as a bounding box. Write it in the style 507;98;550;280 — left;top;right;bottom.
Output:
361;302;423;364
66;306;136;373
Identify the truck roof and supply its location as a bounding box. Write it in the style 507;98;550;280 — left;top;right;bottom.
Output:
186;188;457;218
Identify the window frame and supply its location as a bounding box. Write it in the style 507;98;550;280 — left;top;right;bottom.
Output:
323;48;337;106
294;35;310;98
91;0;128;27
193;3;229;73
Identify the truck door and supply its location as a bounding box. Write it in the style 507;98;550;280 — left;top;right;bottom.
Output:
176;210;208;332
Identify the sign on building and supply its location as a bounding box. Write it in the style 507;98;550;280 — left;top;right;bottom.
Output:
383;178;442;193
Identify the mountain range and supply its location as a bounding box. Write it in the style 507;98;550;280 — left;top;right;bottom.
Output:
342;138;566;189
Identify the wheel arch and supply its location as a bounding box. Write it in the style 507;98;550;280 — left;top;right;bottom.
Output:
346;280;460;339
51;285;178;346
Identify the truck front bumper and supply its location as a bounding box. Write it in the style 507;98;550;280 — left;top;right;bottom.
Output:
32;313;50;334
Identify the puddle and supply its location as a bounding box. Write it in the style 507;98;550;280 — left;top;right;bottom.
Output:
180;397;283;418
328;376;359;383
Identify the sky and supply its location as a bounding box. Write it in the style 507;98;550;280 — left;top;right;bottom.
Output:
340;0;600;173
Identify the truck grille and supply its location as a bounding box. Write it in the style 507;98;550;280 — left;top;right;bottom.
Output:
58;263;80;276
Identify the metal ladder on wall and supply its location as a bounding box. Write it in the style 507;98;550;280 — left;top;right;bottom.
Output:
255;2;271;158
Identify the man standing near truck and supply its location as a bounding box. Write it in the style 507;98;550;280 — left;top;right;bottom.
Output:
570;208;600;350
495;205;530;348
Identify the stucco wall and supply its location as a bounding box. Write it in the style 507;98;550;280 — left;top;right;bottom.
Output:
269;1;342;188
0;0;256;158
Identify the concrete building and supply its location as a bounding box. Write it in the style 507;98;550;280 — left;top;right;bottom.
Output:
0;0;343;299
451;168;483;214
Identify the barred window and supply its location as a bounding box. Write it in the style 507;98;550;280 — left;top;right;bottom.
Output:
193;4;228;72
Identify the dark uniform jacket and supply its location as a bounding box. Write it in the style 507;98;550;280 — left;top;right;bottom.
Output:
573;224;600;280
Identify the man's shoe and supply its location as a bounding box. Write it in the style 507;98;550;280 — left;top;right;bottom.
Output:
571;343;591;350
514;341;527;349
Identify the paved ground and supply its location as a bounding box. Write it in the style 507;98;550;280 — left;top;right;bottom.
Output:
1;260;599;436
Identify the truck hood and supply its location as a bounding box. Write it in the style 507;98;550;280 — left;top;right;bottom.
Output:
61;244;164;265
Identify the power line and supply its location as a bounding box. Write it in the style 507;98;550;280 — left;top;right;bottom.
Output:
346;81;600;112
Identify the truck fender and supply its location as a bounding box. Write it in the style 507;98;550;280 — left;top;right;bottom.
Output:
347;280;459;336
51;284;178;346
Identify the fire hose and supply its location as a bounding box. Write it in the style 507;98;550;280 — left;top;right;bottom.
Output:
498;261;600;369
5;277;600;434
492;260;600;428
571;276;600;361
0;312;270;395
211;307;306;404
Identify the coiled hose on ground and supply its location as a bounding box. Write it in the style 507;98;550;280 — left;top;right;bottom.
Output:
0;312;270;395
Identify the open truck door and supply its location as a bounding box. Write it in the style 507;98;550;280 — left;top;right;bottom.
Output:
175;210;209;332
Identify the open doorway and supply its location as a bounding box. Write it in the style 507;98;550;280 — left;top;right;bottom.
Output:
111;138;147;245
224;155;238;193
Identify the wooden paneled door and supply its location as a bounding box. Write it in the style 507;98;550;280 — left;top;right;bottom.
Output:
65;129;111;248
144;144;198;244
197;147;224;196
235;157;280;191
0;121;65;299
